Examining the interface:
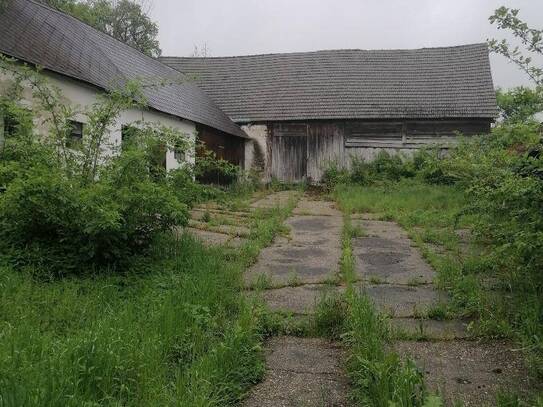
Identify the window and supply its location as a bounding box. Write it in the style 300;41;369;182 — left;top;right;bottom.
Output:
174;148;185;162
0;111;20;152
121;125;139;150
67;120;83;148
0;115;4;153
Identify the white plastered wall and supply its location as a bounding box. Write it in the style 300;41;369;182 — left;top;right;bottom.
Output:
241;123;268;177
0;69;196;171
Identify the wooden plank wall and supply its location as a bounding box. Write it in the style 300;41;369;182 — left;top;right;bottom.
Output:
267;119;491;182
197;124;246;168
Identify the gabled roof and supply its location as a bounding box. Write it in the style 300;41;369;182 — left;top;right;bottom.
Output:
0;0;247;138
161;44;498;123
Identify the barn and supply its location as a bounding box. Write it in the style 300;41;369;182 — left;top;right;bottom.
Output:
161;44;498;182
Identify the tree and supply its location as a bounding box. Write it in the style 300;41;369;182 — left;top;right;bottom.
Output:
496;87;543;122
488;7;543;87
44;0;161;58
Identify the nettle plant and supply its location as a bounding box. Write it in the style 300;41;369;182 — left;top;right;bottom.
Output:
0;56;193;276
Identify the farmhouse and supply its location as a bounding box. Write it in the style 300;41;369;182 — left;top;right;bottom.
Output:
0;0;498;183
0;0;248;171
162;45;498;182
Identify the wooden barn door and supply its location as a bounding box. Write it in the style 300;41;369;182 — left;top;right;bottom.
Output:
271;123;308;182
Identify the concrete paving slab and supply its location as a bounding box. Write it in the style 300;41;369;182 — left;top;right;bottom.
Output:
352;222;436;285
356;284;448;318
264;337;345;374
187;228;246;248
390;318;470;340
251;191;297;209
394;340;539;407
262;285;344;314
244;337;351;407
188;220;251;237
292;199;341;217
245;211;342;286
353;219;410;240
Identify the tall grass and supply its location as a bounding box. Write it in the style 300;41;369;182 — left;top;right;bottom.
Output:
0;195;297;406
336;211;436;406
334;180;543;401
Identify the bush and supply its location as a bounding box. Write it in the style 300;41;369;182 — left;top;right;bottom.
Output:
321;160;351;191
0;147;189;275
0;59;192;276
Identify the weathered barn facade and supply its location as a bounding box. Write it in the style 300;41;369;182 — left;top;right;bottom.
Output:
162;44;498;182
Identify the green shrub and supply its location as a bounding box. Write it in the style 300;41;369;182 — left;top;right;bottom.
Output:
195;143;240;185
0;148;188;275
0;58;191;276
321;160;351;190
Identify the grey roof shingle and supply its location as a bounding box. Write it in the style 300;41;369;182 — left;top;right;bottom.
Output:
0;0;247;138
161;44;498;123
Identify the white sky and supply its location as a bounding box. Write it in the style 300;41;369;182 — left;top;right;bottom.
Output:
150;0;543;89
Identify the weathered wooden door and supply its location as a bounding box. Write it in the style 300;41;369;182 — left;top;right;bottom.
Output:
271;124;307;182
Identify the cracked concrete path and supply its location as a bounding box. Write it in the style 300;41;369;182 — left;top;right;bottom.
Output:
352;216;535;406
244;337;351;407
245;198;343;311
244;197;350;406
185;191;298;248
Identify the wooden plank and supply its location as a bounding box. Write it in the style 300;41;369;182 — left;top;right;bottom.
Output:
271;133;307;182
306;122;343;181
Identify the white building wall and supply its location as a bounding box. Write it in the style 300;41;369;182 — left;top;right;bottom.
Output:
0;70;196;171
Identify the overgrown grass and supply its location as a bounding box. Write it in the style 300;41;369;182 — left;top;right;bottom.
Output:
335;211;438;406
334;180;543;403
0;193;298;406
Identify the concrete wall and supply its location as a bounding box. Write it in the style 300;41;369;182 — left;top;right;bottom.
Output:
0;70;196;171
241;124;268;175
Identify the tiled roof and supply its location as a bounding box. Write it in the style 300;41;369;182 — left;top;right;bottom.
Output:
0;0;247;138
161;44;498;123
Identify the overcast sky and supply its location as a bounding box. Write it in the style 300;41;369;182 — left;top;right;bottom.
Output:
150;0;542;89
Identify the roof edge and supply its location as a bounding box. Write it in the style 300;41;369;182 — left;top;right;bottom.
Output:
160;43;489;61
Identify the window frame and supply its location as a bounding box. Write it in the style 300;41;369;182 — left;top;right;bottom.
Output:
66;120;84;149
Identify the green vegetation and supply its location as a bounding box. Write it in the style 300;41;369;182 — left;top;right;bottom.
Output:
337;213;439;406
326;11;543;400
0;54;298;406
0;200;297;406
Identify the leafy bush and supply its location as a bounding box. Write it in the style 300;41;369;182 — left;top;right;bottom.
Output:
321;160;351;191
195;143;240;185
0;57;191;276
322;152;416;190
496;87;543;123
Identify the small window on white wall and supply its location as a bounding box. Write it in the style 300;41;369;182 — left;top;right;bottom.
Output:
66;120;83;148
0;114;5;153
174;148;185;162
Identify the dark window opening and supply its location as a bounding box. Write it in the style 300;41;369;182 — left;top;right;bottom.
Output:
121;125;140;150
174;148;185;162
67;120;83;148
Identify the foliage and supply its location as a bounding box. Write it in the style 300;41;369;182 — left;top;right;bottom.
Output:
343;290;439;407
195;142;241;185
0;57;191;275
322;151;416;190
44;0;161;57
0;233;264;406
488;7;543;86
496;87;543;123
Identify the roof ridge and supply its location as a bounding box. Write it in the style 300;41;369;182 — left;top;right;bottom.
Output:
160;43;488;60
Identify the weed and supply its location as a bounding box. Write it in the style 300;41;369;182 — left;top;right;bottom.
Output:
201;210;212;223
313;291;347;339
286;273;303;287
